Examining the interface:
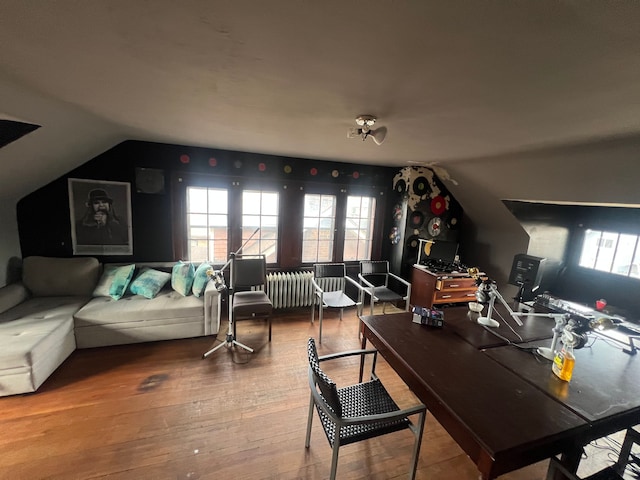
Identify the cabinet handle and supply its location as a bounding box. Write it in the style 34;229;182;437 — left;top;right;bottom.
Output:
441;295;452;298
449;284;459;288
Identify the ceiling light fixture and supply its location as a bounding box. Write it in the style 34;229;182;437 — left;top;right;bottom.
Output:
347;115;387;145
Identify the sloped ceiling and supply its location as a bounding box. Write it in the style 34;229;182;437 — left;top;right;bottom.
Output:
1;1;640;202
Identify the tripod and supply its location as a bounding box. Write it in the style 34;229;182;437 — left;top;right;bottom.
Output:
202;229;259;358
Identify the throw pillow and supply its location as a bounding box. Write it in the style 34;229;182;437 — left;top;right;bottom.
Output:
171;261;195;296
129;267;171;299
192;262;212;297
106;264;136;300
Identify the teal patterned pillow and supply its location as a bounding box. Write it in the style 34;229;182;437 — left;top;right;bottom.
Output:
106;264;136;300
129;268;171;299
192;262;212;297
171;261;195;296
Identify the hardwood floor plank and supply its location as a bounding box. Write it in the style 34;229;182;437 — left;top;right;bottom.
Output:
1;307;555;479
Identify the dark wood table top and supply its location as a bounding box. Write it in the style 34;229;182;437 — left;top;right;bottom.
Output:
439;303;557;349
360;312;591;479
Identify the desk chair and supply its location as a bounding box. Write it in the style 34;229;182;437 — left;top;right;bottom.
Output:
206;253;272;355
546;427;640;480
358;260;411;315
311;263;363;344
305;337;426;480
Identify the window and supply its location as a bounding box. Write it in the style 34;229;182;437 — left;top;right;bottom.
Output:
579;229;640;279
302;194;336;263
242;190;279;263
186;187;228;263
343;195;376;261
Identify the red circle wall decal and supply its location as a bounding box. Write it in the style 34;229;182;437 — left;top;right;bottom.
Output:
180;154;190;164
208;157;217;167
310;167;318;176
258;162;266;171
353;171;360;179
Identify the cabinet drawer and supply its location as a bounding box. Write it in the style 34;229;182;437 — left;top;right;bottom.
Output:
436;277;477;290
433;290;477;303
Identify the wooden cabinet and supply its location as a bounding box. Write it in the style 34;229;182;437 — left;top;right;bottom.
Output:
410;265;481;308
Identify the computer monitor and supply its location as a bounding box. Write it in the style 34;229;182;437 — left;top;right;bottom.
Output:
508;254;546;302
417;239;459;265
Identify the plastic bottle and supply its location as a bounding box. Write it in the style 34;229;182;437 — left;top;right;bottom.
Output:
552;340;575;382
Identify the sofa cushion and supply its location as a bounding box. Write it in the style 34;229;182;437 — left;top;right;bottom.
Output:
0;283;30;315
171;261;195;296
23;256;100;297
93;264;135;299
75;290;205;325
192;262;212;297
129;268;171;299
0;296;91;323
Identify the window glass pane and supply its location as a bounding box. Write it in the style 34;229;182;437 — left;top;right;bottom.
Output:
579;230;601;268
594;231;618;272
186;187;228;263
303;194;336;263
343;195;375;261
242;190;279;261
612;234;637;276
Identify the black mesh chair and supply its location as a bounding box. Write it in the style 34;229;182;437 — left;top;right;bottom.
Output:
228;254;272;352
305;337;426;480
359;260;411;315
311;263;363;344
546;427;640;480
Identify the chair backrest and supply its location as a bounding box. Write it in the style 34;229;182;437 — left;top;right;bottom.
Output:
307;338;342;417
360;260;390;286
231;254;267;291
314;263;347;292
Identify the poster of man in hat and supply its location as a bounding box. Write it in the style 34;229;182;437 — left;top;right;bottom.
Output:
68;178;133;255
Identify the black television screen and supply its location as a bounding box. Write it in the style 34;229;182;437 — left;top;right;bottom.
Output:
418;239;459;264
508;254;546;301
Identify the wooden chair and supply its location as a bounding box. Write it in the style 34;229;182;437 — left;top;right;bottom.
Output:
305;337;426;480
358;260;411;315
546;427;640;480
311;263;363;343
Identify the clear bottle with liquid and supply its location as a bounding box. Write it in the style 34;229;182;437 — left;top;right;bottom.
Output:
552;340;575;382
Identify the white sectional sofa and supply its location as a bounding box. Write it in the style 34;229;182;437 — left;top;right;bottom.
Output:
0;256;220;397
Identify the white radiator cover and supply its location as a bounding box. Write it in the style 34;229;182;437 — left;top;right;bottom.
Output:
265;272;344;309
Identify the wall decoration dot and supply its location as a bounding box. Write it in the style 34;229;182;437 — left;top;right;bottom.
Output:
331;169;339;178
310;167;318;176
352;171;360;179
258;162;266;171
180;154;190;164
234;160;242;169
284;165;292;174
208;157;217;167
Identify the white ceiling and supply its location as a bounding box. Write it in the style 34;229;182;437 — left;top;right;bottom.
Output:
1;1;640;201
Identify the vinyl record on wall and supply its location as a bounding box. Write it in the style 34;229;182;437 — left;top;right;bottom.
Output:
409;211;425;228
412;176;430;196
431;195;446;215
395;179;407;194
406;235;420;250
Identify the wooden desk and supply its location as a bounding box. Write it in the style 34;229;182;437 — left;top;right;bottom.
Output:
360;312;640;480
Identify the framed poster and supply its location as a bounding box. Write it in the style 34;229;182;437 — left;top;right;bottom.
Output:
68;178;133;255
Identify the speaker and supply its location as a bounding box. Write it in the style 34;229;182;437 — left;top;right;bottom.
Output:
135;168;165;194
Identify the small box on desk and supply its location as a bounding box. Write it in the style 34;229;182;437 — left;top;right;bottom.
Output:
412;306;444;327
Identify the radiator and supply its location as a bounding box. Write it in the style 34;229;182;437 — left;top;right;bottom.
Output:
265;271;345;309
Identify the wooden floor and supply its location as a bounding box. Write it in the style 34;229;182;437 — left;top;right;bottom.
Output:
0;306;622;479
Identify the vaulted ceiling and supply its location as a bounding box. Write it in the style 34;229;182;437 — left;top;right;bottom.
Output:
1;1;640;201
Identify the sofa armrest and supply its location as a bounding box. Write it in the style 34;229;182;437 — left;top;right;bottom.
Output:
0;283;30;314
204;280;222;335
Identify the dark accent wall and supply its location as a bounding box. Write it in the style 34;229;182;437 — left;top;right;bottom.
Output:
504;200;640;318
17;140;399;270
